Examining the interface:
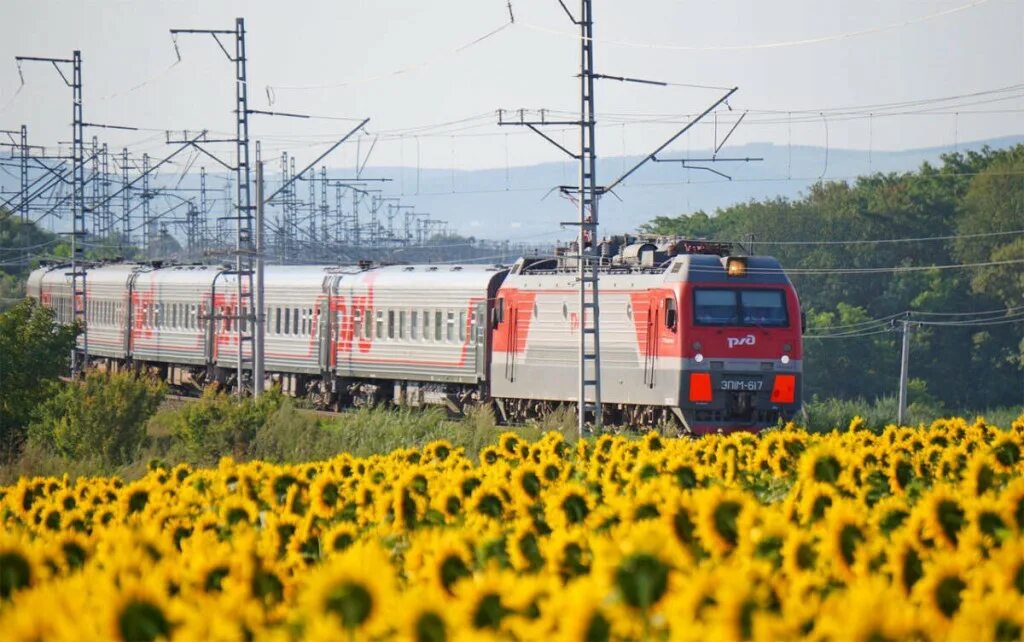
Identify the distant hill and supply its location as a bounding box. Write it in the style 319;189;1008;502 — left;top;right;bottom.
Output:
3;135;1021;241
366;135;1024;240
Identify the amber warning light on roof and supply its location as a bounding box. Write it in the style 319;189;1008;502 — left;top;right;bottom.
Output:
726;257;748;277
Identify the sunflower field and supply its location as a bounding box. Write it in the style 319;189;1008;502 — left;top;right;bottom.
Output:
2;416;1024;641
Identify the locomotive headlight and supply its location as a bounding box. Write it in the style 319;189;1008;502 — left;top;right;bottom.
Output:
694;353;704;363
781;355;791;365
726;257;748;277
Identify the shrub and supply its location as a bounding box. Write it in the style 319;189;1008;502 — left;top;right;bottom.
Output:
0;298;79;459
167;387;283;464
28;370;165;466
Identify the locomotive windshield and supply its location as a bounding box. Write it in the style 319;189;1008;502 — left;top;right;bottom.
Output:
693;288;789;327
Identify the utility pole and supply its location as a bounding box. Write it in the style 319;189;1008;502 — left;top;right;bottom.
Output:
90;136;100;236
16;51;88;374
141;153;151;255
19;125;28;221
320;166;329;256
199;166;208;254
170;18;257;395
253;153;265;397
121;148;130;250
497;2;750;436
100;143;110;238
897;317;914;425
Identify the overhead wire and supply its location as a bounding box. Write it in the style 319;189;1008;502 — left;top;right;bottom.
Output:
517;0;991;52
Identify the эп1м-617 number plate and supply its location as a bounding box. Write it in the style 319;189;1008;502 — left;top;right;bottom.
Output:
719;377;763;392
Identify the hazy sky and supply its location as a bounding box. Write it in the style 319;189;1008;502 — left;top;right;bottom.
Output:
2;0;1022;172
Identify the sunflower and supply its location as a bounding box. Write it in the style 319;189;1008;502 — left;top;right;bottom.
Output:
395;586;464;642
407;531;475;596
308;473;342;519
781;530;820;579
962;452;999;498
507;519;545;573
820;499;869;580
542;527;592;583
915;486;967;550
543;482;594;532
913;556;973;623
797;442;846;486
812;576;916;642
0;531;43;601
695;486;752;558
549;576;615;642
300;541;394;637
794;481;838;526
107;575;177;642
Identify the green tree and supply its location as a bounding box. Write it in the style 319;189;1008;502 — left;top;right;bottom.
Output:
28;370;165;466
0;299;79;458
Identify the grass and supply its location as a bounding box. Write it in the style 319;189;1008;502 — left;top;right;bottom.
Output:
4;388;1020;485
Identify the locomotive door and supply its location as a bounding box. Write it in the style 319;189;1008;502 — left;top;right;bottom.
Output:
643;297;660;388
473;302;487;380
503;297;522;382
125;270;141;356
317;298;332;373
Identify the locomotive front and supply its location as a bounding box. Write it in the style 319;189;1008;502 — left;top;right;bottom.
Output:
676;252;803;433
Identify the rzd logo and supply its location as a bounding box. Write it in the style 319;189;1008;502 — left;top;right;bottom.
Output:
727;334;756;349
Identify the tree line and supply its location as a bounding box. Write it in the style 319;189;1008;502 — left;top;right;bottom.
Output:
641;145;1024;411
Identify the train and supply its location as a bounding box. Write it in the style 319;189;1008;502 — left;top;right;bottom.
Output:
27;236;803;433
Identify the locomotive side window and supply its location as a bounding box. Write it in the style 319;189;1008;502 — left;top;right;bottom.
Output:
665;297;677;331
494;297;504;328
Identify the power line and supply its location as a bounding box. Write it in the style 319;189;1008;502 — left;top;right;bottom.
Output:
518;0;991;52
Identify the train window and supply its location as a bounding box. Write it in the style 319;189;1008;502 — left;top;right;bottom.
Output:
387;310;395;340
665;297;677;331
376;310;385;339
739;290;788;327
308;308;313;335
353;309;362;339
494;298;504;328
284;306;291;335
274;308;281;335
242;306;249;333
293;309;300;335
446;311;455;342
423;309;430;341
435;310;443;342
411;311;418;340
171;304;177;329
399;310;406;339
458;311;466;342
693;290;739;326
